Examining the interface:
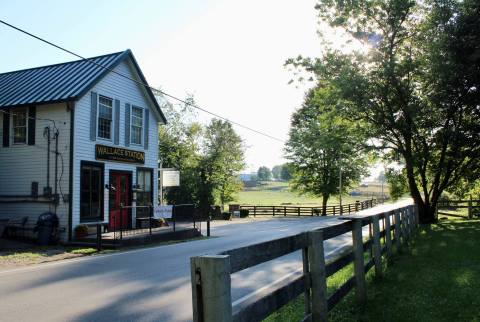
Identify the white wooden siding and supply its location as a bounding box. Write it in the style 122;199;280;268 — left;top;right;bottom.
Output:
73;59;160;229
0;103;71;238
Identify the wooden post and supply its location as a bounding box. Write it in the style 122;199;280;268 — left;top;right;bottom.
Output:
273;206;275;216
352;219;366;305
468;196;473;219
384;212;392;255
348;204;351;214
308;230;328;322
333;206;336;216
298;207;300;216
340;205;343;215
284;206;287;216
371;215;382;277
301;247;311;317
253;206;256;217
191;255;232;322
394;209;401;249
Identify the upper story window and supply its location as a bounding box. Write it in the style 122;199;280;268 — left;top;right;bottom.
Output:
12;108;27;144
131;106;143;145
98;95;113;140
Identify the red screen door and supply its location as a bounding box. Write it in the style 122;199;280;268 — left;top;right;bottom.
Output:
109;172;130;231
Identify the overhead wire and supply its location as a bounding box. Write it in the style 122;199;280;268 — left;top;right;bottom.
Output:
0;19;286;143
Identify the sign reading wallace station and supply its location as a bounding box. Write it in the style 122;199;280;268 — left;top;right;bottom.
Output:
95;144;145;164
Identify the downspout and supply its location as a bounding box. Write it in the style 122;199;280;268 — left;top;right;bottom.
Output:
67;101;75;242
44;126;51;195
54;129;59;213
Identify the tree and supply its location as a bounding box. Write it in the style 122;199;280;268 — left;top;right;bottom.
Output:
203;119;245;208
272;165;283;180
289;0;480;223
257;166;272;181
280;163;293;181
285;85;370;215
158;95;204;206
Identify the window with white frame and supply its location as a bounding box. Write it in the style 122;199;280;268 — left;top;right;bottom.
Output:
12;108;28;144
131;106;143;145
98;95;113;139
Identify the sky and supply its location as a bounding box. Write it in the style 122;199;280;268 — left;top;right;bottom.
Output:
0;0;324;173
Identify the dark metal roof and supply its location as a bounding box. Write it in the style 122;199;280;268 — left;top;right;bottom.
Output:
0;49;166;123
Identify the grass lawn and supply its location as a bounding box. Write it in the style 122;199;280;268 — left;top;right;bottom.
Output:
235;181;378;206
265;215;480;322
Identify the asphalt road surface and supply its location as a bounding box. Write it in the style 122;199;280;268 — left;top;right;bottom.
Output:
0;200;410;322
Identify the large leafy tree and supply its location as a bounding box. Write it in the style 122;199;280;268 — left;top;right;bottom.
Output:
289;0;480;222
286;85;370;215
158;95;204;205
203;119;245;209
257;166;272;181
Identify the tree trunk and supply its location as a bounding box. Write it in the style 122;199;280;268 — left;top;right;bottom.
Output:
417;201;437;224
321;194;329;216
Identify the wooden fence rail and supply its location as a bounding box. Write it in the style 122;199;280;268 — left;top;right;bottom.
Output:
190;204;419;322
239;199;380;217
437;197;480;219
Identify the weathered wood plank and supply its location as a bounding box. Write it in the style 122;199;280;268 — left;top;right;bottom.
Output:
221;233;308;273
352;219;366;305
307;231;328;322
327;276;356;311
232;275;305;322
321;221;353;240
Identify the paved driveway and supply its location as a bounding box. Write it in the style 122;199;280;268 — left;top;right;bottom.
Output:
0;200;410;322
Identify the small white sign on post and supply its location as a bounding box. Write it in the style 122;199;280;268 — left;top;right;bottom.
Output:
161;169;180;187
154;205;173;219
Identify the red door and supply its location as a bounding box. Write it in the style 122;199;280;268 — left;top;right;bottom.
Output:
109;172;131;231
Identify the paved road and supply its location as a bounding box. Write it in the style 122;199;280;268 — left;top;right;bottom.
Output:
0;201;410;322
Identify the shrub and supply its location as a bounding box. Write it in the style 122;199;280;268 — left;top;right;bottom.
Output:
239;209;249;218
222;212;232;220
74;224;89;238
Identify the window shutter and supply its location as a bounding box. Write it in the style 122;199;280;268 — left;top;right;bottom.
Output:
125;103;130;146
28;106;36;145
144;109;149;149
114;99;120;145
2;110;9;147
90;92;98;141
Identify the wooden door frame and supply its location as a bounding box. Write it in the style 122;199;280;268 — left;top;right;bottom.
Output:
109;170;133;229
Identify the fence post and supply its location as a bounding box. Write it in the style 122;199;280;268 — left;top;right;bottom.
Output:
191;255;232;322
333;206;336;216
307;230;328;322
371;215;382;277
298;207;300;216
301;248;311;317
355;201;359;212
273;206;275;216
394;209;401;249
352;219;367;305
254;206;256;217
284;206;287;216
468;196;473;219
384;212;392;255
349;204;351;214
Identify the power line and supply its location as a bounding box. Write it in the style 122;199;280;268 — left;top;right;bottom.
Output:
0;19;286;143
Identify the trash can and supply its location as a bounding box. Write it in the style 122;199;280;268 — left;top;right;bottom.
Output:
34;212;59;246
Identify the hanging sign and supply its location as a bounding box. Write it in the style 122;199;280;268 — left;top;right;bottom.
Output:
161;169;180;187
95;144;145;164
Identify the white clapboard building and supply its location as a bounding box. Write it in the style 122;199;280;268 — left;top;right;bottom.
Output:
0;50;166;241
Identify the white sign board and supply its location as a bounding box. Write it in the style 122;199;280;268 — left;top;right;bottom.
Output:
161;170;180;187
154;205;173;219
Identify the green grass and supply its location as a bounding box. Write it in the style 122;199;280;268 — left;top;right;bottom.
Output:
264;216;480;321
235;181;376;206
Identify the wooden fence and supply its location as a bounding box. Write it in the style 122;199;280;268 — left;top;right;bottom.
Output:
239;199;378;217
437;197;480;219
190;204;419;322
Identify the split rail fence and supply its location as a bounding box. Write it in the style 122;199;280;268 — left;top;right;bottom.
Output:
239;199;378;217
190;204;419;322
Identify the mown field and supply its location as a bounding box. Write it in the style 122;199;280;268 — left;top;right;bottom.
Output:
234;181;387;206
264;214;480;322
